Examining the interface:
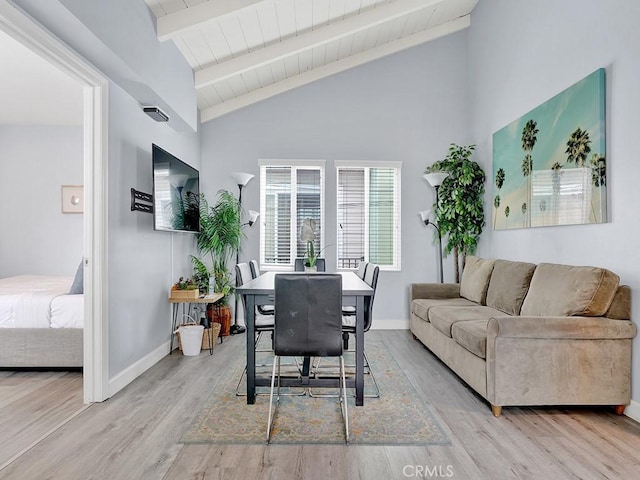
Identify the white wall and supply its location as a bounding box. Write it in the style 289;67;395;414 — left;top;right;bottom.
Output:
14;0;197;131
468;0;640;404
0;125;83;277
200;32;470;326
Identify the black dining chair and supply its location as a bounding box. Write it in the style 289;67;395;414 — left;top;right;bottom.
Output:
267;274;349;443
294;258;326;271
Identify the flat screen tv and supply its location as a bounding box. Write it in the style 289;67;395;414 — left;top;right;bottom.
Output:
152;144;200;233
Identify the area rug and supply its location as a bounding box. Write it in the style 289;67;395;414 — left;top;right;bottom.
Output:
180;339;450;445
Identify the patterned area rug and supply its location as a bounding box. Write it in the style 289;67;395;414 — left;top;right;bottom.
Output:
180;338;450;445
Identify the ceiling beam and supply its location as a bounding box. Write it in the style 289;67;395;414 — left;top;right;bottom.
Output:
195;0;446;89
157;0;265;42
200;15;470;123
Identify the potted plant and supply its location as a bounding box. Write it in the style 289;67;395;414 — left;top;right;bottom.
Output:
425;144;486;282
300;218;330;271
191;189;242;335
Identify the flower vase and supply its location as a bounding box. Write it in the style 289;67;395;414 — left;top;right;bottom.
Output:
304;265;317;273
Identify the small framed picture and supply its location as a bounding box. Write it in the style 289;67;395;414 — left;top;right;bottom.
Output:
62;185;84;213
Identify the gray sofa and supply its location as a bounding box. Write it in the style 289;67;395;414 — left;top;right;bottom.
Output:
410;257;636;416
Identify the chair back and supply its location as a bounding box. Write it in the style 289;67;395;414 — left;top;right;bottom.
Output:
236;263;252;287
294;258;326;271
362;264;379;332
274;274;343;357
355;261;368;280
249;260;260;279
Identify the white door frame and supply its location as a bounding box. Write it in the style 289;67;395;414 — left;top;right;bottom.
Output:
0;1;109;402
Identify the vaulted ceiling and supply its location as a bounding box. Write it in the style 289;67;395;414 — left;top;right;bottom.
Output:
145;0;479;124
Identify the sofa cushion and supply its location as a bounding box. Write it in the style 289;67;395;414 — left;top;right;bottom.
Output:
460;256;495;305
451;320;489;359
411;298;477;322
486;259;536;315
429;305;504;338
520;263;620;317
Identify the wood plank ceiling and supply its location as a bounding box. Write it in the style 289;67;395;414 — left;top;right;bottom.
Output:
145;0;479;123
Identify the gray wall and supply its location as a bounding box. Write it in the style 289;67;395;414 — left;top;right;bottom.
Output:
0;125;83;277
200;32;470;326
107;83;199;376
468;0;640;402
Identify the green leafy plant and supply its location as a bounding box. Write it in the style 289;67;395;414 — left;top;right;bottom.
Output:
425;144;486;282
190;190;243;304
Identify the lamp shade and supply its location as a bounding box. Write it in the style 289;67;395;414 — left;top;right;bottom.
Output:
423;172;449;187
419;210;432;224
230;172;254;187
248;209;260;225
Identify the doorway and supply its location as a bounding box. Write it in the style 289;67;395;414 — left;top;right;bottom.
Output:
0;2;108;402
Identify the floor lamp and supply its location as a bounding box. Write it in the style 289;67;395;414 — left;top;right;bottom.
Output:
419;210;444;283
421;172;449;283
230;171;256;335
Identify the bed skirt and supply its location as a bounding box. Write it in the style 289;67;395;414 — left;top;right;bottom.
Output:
0;328;83;367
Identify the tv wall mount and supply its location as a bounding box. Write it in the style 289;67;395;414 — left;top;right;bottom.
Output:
131;188;153;213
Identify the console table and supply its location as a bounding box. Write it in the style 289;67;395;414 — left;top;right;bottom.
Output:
169;293;224;355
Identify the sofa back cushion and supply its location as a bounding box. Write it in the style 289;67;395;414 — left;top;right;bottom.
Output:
486;259;537;315
459;256;495;305
520;263;620;317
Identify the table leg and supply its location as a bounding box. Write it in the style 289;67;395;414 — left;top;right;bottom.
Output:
355;295;365;406
170;304;178;355
246;295;256;404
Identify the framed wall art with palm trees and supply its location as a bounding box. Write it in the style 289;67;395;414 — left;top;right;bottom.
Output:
492;68;606;230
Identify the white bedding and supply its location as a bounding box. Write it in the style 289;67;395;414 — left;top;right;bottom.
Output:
0;275;84;329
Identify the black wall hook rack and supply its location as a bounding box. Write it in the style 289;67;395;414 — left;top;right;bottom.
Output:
131;188;153;213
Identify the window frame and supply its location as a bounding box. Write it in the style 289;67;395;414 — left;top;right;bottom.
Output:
258;159;326;271
335;160;402;272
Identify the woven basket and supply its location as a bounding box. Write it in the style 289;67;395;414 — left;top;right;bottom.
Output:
177;322;221;352
201;322;222;349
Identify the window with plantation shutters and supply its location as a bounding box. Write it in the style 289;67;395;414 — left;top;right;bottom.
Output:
259;160;325;269
336;161;401;271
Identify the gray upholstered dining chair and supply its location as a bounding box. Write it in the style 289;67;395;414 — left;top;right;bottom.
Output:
235;263;274;396
355;261;368;280
249;259;274;316
342;261;368;316
294;258;326;271
249;259;260;279
266;274;349;443
313;263;380;398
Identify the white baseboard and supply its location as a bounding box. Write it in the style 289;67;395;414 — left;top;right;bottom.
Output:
625;399;640;423
372;319;409;330
108;341;170;398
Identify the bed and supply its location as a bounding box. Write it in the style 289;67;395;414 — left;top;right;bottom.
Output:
0;275;84;368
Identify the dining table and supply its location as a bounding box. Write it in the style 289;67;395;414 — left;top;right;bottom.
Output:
236;270;373;406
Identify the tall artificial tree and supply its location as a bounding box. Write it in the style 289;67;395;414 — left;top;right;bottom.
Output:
425;144;485;282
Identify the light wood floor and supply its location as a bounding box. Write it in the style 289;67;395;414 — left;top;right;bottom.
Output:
1;331;639;479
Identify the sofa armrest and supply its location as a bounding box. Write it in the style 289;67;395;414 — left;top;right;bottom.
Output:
411;283;461;300
487;316;637;341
